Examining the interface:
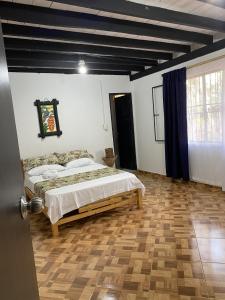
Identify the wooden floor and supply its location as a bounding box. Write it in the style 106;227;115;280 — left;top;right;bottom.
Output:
30;173;225;300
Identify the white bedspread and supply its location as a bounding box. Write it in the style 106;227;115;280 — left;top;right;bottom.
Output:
25;163;145;224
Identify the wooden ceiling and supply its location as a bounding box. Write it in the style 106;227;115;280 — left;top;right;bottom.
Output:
1;0;225;80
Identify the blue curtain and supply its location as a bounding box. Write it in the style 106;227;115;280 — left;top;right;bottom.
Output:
162;67;189;180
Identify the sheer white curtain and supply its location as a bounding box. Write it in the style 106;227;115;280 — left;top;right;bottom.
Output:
187;58;225;189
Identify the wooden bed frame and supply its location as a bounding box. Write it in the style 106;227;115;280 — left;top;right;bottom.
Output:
23;159;143;236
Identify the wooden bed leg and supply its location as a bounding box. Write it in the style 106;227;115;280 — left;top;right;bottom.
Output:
137;189;143;209
51;224;59;237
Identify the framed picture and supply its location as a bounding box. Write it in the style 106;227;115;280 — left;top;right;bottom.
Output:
34;99;62;138
152;85;165;142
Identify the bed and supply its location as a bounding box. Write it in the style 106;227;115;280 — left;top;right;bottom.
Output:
22;152;145;236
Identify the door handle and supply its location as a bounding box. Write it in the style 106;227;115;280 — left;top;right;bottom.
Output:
20;196;44;219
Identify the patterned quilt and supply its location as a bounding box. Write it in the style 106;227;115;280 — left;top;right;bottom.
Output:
34;167;122;199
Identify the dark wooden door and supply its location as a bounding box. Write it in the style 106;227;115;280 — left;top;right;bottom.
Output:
109;93;137;170
0;23;39;300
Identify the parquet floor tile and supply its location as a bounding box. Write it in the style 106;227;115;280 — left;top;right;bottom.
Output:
197;239;225;263
30;173;225;299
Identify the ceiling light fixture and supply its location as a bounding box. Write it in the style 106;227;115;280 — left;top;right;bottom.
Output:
78;60;87;74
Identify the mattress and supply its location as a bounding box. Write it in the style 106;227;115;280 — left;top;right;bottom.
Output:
25;163;145;224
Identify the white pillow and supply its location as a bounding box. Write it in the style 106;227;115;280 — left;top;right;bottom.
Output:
65;158;95;169
42;170;59;180
27;164;65;176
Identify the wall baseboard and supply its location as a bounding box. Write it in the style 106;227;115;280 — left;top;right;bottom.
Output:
137;169;167;179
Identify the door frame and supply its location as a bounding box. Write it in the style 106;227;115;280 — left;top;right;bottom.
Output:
109;92;137;169
0;22;39;300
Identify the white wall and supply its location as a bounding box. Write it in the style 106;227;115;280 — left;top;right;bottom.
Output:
10;47;225;173
131;48;225;175
9;73;131;161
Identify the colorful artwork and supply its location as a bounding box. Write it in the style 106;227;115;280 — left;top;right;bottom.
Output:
34;99;62;138
41;105;56;133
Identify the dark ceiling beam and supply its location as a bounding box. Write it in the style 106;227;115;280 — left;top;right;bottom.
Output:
2;24;190;54
131;37;225;81
5;50;158;66
4;37;172;60
198;0;225;9
8;67;130;76
0;2;213;45
52;0;225;33
7;59;145;72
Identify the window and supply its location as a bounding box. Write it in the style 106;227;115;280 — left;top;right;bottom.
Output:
187;70;223;143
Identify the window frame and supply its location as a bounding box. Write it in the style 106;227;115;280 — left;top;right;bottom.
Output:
187;69;224;144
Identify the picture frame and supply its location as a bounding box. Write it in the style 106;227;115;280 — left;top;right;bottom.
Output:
34;99;62;139
152;85;165;142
